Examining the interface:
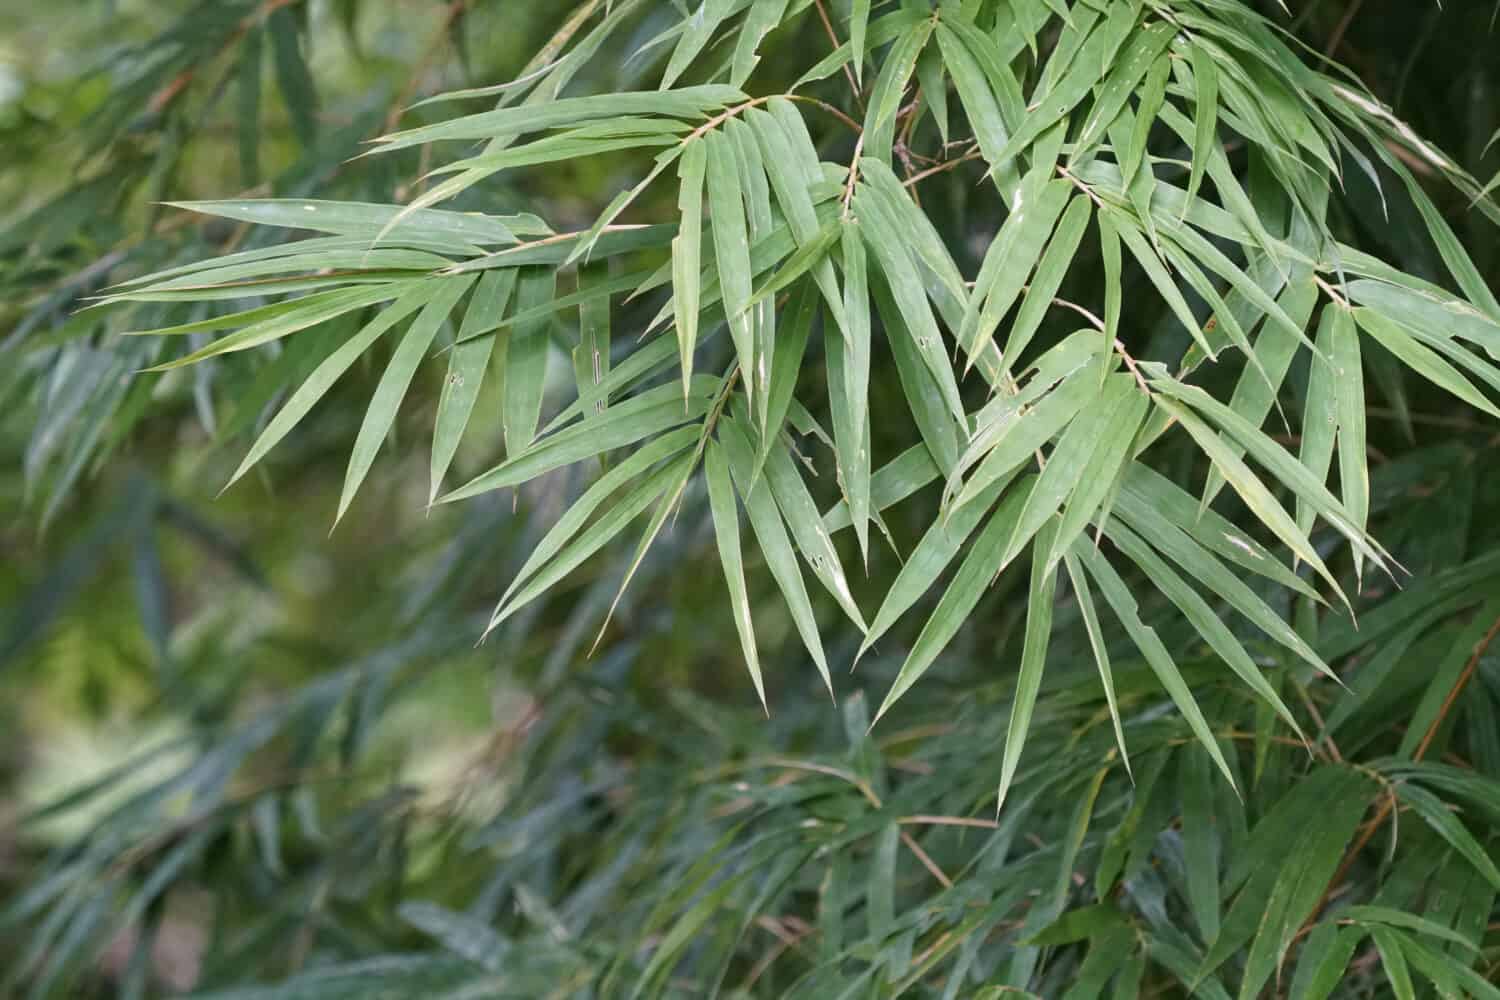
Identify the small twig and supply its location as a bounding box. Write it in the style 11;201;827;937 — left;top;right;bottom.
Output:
812;0;866;112
901;145;982;187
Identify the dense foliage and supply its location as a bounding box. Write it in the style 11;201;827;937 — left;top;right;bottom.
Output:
4;1;1500;996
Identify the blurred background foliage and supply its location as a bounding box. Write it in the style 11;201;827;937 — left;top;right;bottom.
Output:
1;1;1499;997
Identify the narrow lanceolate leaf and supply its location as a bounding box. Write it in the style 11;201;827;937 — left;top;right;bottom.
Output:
730;0;789;87
997;522;1061;815
227;285;439;490
430;270;517;502
338;276;474;523
1354;307;1500;417
719;417;832;695
824;323;872;576
1064;551;1129;772
727;117;776;420
1003;194;1093;370
962;178;1073;364
762;439;866;631
504;267;557;455
1106;521;1306;741
1151;396;1346;606
141;284;414;372
1001;375;1136;566
848;0;871;85
874;477;1038;724
488;454;694;632
371;85;747;152
1297;305;1340;541
1075;543;1238;791
661;0;733;90
1047;385;1148;567
443;378;719;501
499;427;700;612
839;220;872;562
673;140;707;398
705;131;757;405
1327;305;1368;580
948;365;1098;516
857;188;966;425
705;440;765;710
753;280;816;486
1185;41;1219;211
1120;53;1170;188
573;264;611;414
859;472;1017;663
862;21;932;162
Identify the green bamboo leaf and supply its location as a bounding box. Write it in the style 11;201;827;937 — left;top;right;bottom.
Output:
1076;543;1238;790
1070;21;1176;161
1063;551;1129;771
1185;41;1220;210
856;188;966;426
673;140;707;398
432;135;684;183
962;179;1073;364
1180;744;1221;943
1120;53;1170;188
862;21;933;162
1002;194;1093;371
442;377;719;502
948;364;1098;516
661;0;733;89
997;521;1061;814
1339;904;1479;951
1369;928;1415;1000
372;85;746;152
499;426;699;613
1202;274;1318;510
720;416;832;695
141;284;416;372
268;7;318;148
1047;385;1148;568
337;276;475;523
489;453;695;632
705;131;758;405
730;0;790;87
705;440;765;710
165;199;543;248
1105;521;1306;741
1150;395;1349;605
848;0;871;85
1346;278;1500;362
873;275;962;475
874;477;1038;724
994;4;1137;163
935;23;1015;186
1198;767;1376;987
752;279;816;485
1002;375;1135;565
762;436;866;631
747;104;847;330
727;117;776;423
1394;782;1500;889
1325;304;1369;581
500;267;557;456
824;315;872;571
1111;486;1328;675
573;263;612;414
225;285;439;490
430;269;518;502
859;471;1016;664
